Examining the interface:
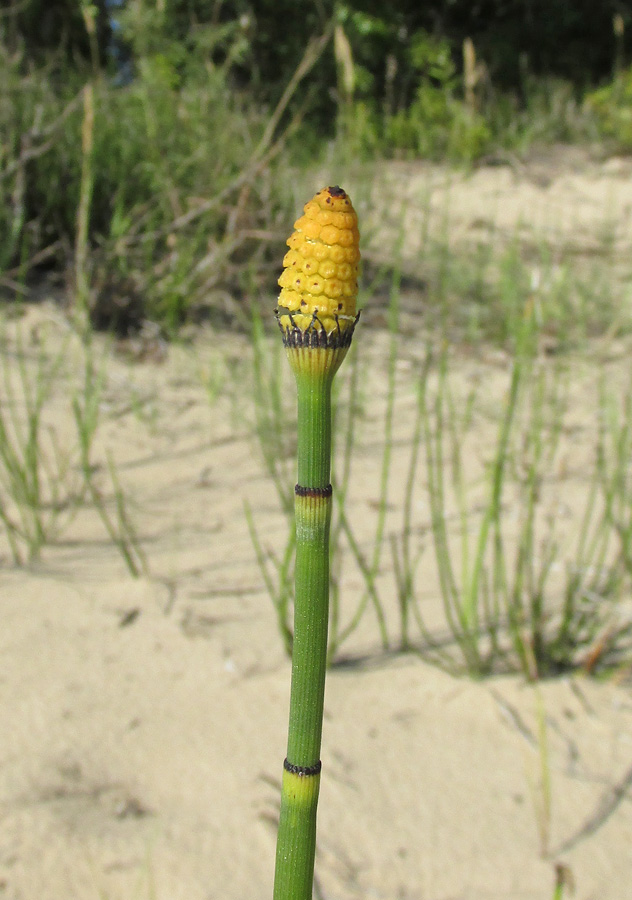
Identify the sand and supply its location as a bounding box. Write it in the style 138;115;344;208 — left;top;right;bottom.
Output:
1;152;632;900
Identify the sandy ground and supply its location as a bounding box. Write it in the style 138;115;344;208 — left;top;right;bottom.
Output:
2;154;632;900
359;145;632;271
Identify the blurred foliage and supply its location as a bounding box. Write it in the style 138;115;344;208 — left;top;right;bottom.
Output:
9;1;624;129
384;30;492;161
1;0;631;331
0;5;300;331
2;0;110;65
130;1;631;106
585;65;632;149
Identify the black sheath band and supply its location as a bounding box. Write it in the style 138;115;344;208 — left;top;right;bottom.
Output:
295;484;332;498
284;758;322;777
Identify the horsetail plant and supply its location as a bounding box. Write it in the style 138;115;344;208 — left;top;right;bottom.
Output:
273;186;360;900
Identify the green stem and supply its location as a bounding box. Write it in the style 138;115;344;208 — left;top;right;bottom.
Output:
273;344;347;900
296;371;333;489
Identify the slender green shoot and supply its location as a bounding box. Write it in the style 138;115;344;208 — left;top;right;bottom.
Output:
272;186;360;900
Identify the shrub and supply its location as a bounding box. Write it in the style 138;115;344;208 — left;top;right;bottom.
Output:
585;66;632;149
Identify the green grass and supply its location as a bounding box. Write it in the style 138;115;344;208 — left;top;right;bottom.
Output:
250;245;632;678
2;14;631;336
0;309;145;574
0;18;330;333
3;3;632;676
3;16;632;900
248;167;632;672
0;314;69;561
4;221;629;678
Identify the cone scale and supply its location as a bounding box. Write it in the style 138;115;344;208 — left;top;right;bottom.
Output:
273;187;360;900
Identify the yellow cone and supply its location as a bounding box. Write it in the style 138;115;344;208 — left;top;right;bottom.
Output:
277;186;360;338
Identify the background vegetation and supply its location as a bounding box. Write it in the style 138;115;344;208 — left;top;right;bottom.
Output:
2;0;632;331
2;1;632;682
2;11;632;900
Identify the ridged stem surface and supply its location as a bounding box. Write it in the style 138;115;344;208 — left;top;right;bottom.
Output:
273;346;347;900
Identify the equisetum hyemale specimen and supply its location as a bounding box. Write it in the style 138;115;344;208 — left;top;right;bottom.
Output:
273;186;360;900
